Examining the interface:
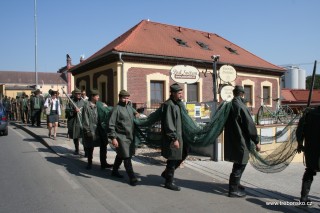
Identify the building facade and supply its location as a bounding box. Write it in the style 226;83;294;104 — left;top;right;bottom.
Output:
70;20;285;115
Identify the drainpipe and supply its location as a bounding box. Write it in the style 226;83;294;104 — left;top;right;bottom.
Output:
119;52;124;90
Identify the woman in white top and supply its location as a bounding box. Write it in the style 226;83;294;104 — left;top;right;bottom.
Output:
44;90;61;140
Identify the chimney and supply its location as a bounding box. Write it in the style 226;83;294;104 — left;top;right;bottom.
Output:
80;55;84;63
66;54;72;69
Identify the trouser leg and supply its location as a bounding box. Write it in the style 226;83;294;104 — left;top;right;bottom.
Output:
100;142;107;167
300;167;316;204
73;139;79;154
164;160;181;191
162;144;189;178
228;163;246;197
31;110;35;125
124;157;138;186
175;144;189;169
86;147;94;170
36;110;41;126
111;155;124;178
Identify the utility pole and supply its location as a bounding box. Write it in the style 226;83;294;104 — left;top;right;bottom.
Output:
34;0;38;89
211;55;220;161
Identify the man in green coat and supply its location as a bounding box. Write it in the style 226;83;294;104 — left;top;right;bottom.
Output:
108;90;138;186
30;89;44;127
82;90;112;170
296;106;320;206
224;85;260;197
160;83;188;191
66;88;86;155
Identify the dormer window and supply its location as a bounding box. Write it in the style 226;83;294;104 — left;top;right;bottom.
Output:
196;41;210;50
174;38;188;47
225;46;238;55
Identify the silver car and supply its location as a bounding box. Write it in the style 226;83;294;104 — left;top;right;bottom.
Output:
0;103;8;136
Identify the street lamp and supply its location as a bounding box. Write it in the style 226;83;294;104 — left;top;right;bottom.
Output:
34;0;38;89
211;55;220;161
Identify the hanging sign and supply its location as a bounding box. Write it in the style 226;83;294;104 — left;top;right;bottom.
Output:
220;85;234;101
219;65;237;82
170;65;200;84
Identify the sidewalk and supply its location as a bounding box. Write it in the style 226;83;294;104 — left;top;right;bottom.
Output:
13;120;320;212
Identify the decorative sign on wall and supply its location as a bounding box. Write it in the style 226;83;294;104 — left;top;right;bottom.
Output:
220;85;234;101
170;65;200;84
219;65;237;82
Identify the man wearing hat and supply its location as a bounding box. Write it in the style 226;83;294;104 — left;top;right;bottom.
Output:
160;83;188;191
30;89;44;127
224;85;260;197
82;89;113;170
108;89;139;186
66;88;86;155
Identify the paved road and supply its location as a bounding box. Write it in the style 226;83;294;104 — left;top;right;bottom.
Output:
1;122;319;213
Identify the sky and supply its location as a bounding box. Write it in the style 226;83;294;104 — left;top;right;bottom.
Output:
1;0;319;76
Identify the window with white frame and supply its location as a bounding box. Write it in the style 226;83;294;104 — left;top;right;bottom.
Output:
263;86;271;105
244;85;253;106
150;81;164;108
187;83;198;102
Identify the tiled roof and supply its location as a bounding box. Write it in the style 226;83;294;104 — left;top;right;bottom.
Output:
282;89;320;103
73;20;285;72
0;71;67;85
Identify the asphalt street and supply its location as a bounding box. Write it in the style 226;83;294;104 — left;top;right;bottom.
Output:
0;122;319;213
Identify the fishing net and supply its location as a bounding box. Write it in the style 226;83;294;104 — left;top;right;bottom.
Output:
248;115;300;173
130;101;300;173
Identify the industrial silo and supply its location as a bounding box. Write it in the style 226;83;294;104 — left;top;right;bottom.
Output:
284;66;299;89
298;68;306;89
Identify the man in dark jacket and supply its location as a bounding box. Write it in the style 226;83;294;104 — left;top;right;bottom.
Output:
82;90;112;170
160;83;188;191
224;85;260;197
66;88;86;155
108;90;139;186
296;106;320;206
30;89;44;127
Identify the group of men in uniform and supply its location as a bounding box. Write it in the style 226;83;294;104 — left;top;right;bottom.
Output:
1;89;46;126
4;83;316;205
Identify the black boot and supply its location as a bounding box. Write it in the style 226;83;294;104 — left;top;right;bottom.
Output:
111;156;124;178
164;168;181;191
300;179;312;204
228;174;246;198
86;159;92;170
124;158;138;186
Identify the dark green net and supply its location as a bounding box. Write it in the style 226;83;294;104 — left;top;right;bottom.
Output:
133;101;298;173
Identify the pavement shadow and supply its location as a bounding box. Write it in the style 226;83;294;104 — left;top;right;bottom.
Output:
138;173;229;196
37;147;136;185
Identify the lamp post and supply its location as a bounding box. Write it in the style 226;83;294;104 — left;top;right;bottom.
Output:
211;55;220;161
34;0;38;89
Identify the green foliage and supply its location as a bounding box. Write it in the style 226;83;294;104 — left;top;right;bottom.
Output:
306;74;320;90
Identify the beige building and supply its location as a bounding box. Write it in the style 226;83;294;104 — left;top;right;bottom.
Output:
0;71;67;98
68;20;300;162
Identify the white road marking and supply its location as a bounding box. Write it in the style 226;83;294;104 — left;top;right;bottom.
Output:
56;169;81;189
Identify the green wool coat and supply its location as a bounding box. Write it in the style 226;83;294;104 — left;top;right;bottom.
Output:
296;106;320;171
81;101;101;148
66;98;86;139
108;102;136;158
224;96;259;164
161;98;184;160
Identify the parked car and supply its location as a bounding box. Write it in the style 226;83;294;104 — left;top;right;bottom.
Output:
0;103;8;136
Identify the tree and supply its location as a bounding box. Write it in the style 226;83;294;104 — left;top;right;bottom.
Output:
306;74;320;90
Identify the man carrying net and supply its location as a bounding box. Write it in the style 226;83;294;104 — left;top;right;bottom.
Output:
224;85;261;197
